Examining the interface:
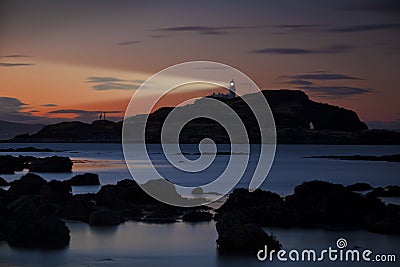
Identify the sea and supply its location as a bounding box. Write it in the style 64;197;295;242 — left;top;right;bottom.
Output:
0;143;399;266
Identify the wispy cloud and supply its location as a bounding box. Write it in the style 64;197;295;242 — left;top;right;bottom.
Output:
40;103;58;107
0;54;32;58
0;62;34;67
86;76;144;91
48;109;121;115
298;86;373;99
47;109;122;121
283;79;314;86
92;82;141;90
250;45;356;55
117;40;141;46
327;23;400;33
283;73;363;81
156;25;259;35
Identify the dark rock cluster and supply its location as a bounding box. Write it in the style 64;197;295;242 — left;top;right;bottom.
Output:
216;181;400;235
0;173;213;249
0;155;72;174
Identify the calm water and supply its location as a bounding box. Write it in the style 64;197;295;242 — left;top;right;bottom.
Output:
0;143;399;266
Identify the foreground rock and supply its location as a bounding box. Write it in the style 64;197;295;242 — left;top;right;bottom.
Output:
40;180;72;203
216;212;282;254
367;186;400;197
7;215;70;248
8;173;47;198
0;155;25;174
89;209;120;226
0;155;73;174
182;211;212;222
0;176;10;186
29;156;72;172
56;194;95;222
216;181;398;234
65;173;100;186
5;195;70;248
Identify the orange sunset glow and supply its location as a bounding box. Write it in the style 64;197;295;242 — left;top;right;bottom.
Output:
0;0;399;129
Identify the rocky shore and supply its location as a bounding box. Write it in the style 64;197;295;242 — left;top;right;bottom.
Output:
1;173;399;253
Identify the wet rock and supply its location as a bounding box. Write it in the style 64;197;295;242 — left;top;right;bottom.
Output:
0;176;10;186
0;155;25;174
280;180;385;227
216;212;282;254
215;188;284;225
29;156;72;173
117;207;143;221
8;173;47;198
7;215;70;248
56;196;95;222
0;188;13;213
89;209;120;226
367;186;400;197
7;195;42;220
65;173;100;186
182;211;212;222
40;180;72;203
143;206;181;224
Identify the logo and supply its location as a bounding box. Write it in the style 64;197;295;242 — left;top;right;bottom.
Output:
122;61;276;207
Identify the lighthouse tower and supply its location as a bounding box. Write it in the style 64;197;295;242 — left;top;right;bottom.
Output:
229;79;236;99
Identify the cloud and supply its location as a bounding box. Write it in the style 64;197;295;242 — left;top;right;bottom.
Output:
156;25;258;35
86;76;144;91
0;96;37;122
250;45;356;55
283;73;362;81
117;40;141;46
270;24;325;34
298;86;373;99
283;79;314;86
92;82;141;90
0;54;32;58
0;62;34;67
0;97;27;112
327;23;400;33
48;109;121;115
40;103;58;107
47;109;123;121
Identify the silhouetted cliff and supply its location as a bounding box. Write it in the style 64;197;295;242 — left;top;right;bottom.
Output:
9;90;399;144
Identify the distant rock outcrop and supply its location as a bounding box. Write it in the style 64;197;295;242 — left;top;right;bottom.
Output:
9;90;399;144
11;120;121;143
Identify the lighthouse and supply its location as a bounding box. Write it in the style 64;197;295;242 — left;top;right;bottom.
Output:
229;79;236;99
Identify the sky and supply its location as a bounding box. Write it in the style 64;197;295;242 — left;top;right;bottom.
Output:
0;0;399;128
